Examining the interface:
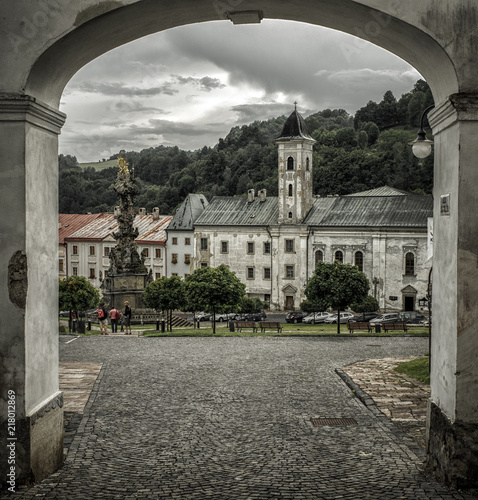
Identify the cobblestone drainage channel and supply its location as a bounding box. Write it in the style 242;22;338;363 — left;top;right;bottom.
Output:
310;417;358;426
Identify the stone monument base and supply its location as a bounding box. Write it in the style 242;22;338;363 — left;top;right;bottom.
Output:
103;273;150;311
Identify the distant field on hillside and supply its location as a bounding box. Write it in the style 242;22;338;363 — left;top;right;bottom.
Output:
79;159;117;170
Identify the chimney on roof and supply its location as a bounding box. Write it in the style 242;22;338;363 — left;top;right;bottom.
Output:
139;207;146;215
258;189;266;202
247;189;255;203
152;207;160;220
114;206;120;217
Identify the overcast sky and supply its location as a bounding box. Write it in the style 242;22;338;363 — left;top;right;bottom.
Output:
59;20;421;163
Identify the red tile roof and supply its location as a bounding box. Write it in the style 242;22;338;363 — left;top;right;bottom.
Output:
59;213;102;244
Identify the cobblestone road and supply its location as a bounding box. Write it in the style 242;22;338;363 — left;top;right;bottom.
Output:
7;336;478;499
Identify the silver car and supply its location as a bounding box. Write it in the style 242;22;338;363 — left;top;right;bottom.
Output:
369;313;400;324
303;312;332;324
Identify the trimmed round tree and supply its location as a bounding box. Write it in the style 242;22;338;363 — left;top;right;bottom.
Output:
142;275;186;332
184;265;246;334
305;261;369;333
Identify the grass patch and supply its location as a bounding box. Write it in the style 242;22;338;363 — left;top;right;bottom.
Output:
143;323;429;338
394;356;430;384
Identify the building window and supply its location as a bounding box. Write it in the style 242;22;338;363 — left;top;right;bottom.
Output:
288;184;293;196
306;157;310;171
172;253;178;264
285;265;295;279
288;212;293;219
247;242;254;254
355;251;364;272
155;248;162;258
89;246;95;256
405;252;415;275
72;245;78;255
184;254;191;264
59;260;64;272
334;250;344;263
104;270;108;277
143;248;149;258
200;238;208;250
287;156;294;170
172;273;178;276
264;267;271;280
221;241;229;254
185;237;191;245
285;239;294;253
89;268;95;279
201;262;208;267
155;273;161;279
172;237;178;245
264;242;271;254
104;247;110;257
264;294;271;304
247;267;255;279
72;267;78;276
315;250;323;265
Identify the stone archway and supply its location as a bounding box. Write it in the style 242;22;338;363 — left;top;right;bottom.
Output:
1;1;478;490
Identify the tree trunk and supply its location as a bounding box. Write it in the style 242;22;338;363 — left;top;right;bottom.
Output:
212;306;216;335
337;308;341;335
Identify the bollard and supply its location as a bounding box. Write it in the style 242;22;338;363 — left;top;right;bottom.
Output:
88;320;91;331
161;319;165;333
229;320;235;333
156;320;160;331
375;324;381;333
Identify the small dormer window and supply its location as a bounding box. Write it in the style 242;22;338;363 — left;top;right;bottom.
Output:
287;157;294;170
288;184;293;196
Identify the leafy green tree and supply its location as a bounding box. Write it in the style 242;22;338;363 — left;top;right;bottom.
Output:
239;297;268;314
305;261;369;333
351;295;379;314
184;265;246;334
59;276;100;332
142;276;186;331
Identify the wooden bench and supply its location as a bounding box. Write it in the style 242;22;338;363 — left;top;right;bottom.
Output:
259;321;283;333
347;321;372;333
383;322;408;332
235;321;257;332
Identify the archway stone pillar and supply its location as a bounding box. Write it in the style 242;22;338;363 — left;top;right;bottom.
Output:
0;95;66;488
427;94;478;490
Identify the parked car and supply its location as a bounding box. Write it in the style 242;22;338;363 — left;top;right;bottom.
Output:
215;312;239;322
303;312;332;324
352;312;379;322
285;311;308;323
196;312;212;322
324;312;355;324
236;311;267;321
369;313;400;324
398;311;427;324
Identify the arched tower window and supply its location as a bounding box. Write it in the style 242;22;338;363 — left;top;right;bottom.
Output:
405;252;415;275
287;156;294;170
355;251;363;272
288;212;293;219
334;250;343;263
288;184;293;196
306;157;310;171
315;250;323;265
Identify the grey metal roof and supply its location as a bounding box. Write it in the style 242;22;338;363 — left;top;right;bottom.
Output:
305;194;432;228
276;109;314;141
345;186;410;197
168;193;209;231
195;196;279;226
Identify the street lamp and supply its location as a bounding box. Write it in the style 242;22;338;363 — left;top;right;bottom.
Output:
409;105;435;158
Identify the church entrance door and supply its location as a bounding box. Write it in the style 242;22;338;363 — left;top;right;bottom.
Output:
285;296;294;310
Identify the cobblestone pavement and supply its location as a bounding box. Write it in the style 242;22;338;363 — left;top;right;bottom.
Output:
7;336;478;499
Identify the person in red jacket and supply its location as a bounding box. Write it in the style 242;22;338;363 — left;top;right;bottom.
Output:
109;306;118;333
97;303;108;335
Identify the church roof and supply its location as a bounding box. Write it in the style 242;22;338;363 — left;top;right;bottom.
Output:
276;108;314;141
168;193;209;231
345;186;410;197
305;193;432;228
195;196;279;226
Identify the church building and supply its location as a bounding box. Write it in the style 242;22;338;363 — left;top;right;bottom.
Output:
193;108;433;312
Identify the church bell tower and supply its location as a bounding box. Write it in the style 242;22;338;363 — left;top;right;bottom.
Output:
276;105;315;223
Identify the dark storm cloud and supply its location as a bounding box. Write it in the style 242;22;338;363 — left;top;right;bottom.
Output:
110;101;169;114
175;75;226;92
230;102;296;123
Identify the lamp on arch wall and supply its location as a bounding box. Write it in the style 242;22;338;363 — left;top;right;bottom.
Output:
409;105;435;158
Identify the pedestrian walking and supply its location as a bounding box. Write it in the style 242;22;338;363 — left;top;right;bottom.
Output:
109;306;118;333
124;301;132;335
97;302;108;335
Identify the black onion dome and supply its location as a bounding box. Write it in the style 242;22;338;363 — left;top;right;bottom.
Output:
277;108;314;141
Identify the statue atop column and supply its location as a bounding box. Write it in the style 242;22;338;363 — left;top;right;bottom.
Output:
108;156;147;275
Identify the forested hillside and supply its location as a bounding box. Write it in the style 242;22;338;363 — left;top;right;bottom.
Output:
59;79;434;215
